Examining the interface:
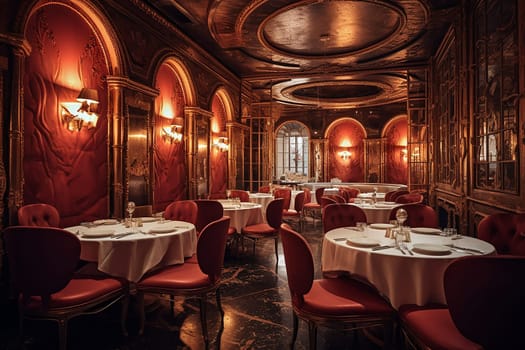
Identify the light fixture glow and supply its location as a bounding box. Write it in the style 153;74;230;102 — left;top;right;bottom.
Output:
61;88;99;131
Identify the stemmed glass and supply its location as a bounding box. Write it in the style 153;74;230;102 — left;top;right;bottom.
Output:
127;201;136;223
395;208;408;227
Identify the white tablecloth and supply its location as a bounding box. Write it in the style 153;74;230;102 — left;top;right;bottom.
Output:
66;220;197;282
249;193;274;217
358;192;386;201
221;202;264;232
350;202;401;223
322;227;496;308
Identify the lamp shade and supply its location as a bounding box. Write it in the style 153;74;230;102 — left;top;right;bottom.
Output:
77;88;99;104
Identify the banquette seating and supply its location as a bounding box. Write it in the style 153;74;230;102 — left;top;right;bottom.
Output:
477;213;525;255
399;255;525;350
17;203;60;227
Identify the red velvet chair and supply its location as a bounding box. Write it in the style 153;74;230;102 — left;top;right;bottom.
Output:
194;199;224;234
241;198;284;262
279;224;395;349
395;193;424;204
258;185;270;193
388;203;439;228
338;186;360;202
4;226;128;350
322;203;367;233
399;255;525;350
385;189;409;202
163;200;198;225
273;187;292;211
319;196;337;210
17;203;60;227
137;217;230;346
303;187;324;227
477;213;525;255
283;191;306;232
229;189;250;202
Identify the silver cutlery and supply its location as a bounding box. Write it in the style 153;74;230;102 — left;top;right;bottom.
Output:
372;245;394;251
112;232;136;239
333;237;347;242
397;246;406;255
447;244;484;254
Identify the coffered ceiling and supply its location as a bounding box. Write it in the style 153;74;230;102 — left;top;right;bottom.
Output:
144;0;459;119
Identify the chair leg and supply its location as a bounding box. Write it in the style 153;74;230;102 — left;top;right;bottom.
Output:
308;321;317;350
215;288;224;317
57;318;68;350
170;295;175;318
198;296;209;346
137;292;145;335
274;237;279;263
291;312;299;349
120;294;130;336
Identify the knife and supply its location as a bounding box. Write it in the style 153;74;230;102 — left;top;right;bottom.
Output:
451;245;484;254
112;232;136;239
372;245;394;251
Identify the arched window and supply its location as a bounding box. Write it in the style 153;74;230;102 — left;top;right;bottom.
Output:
275;122;309;180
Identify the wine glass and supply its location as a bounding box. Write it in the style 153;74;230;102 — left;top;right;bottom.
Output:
126;201;136;222
395;208;408;227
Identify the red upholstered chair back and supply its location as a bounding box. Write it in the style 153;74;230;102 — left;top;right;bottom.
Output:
395;193;423;204
477;213;525;255
258;185;270;193
197;217;230;283
338;187;360;202
388;204;439;228
4;226;80;299
273;188;291;211
194;200;224;233
266;198;284;229
325;194;346;203
229;190;250;202
164;200;198;224
320;196;337;209
292;191;306;212
323;203;367;233
17;203;60;227
302;188;312;204
314;187;326;204
444;255;525;349
279;224;314;301
386;189;409;202
208;192;227;199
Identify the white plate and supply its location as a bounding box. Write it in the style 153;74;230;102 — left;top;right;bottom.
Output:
369;223;396;230
138;217;157;223
148;225;178;234
374;204;394;208
411;227;442;234
412;243;451;255
346;237;380;248
93;219;119;225
81;228;115;238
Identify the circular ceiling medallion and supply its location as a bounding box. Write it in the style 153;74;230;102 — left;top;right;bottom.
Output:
272;74;407;109
262;1;404;58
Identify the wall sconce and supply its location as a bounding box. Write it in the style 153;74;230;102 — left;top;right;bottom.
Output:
339;150;351;160
400;148;408;161
214;136;229;152
161;123;183;144
61;88;99;131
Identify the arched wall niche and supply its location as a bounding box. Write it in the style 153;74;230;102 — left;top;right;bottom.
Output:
208;88;233;196
382;114;408;184
325;117;367;182
153;58;195;211
21;1;123;227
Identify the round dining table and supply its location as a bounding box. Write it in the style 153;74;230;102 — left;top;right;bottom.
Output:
218;200;264;232
65;219;197;282
322;226;496;308
350;202;402;224
249;193;274;216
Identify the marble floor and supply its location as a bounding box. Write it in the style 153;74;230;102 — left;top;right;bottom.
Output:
0;219;392;350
